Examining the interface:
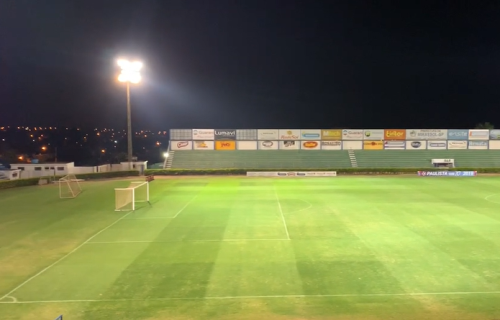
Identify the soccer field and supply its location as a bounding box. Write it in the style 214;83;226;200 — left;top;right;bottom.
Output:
1;176;500;320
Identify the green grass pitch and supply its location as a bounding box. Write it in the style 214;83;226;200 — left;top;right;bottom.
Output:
1;176;500;320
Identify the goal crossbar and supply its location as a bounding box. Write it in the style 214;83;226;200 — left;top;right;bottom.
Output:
115;181;150;211
59;174;82;198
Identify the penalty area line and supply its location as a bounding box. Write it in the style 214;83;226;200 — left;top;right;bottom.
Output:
86;239;290;244
2;291;500;304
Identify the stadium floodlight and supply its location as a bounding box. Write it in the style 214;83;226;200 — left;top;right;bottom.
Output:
116;58;143;170
163;152;169;158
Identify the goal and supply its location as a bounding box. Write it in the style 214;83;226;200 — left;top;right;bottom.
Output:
115;181;150;211
59;174;82;198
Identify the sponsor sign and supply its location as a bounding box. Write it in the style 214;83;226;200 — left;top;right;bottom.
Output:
363;129;384;140
214;129;236;140
257;129;279;140
215;140;236;150
192;129;214;140
447;140;467;149
258;140;278;150
417;171;477;177
236;129;257;140
193;140;214;150
427;141;447;150
384;129;406;140
490;129;500;140
169;129;192;140
384;140;405;149
321;129;342;140
300;130;321;140
170;141;193;150
237;141;257;150
279;129;300;140
246;171;337;177
279;140;300;150
406;140;427;149
343;141;362;150
342;129;364;140
406;129;447;140
363;141;383;150
447;129;469;140
468;129;489;140
321;141;342;150
301;141;321;150
468;141;488;150
489;141;500;150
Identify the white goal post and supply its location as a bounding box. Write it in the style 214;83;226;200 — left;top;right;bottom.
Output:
115;181;150;211
59;174;82;198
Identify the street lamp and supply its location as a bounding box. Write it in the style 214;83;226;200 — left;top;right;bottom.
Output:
117;58;142;169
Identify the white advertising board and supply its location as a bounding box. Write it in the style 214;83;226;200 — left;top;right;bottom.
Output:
342;141;362;150
193;140;214;150
246;171;337;177
237;141;257;150
257;129;279;140
279;129;300;140
406;140;426;150
300;130;321;140
342;129;364;140
279;140;300;150
170;141;193;150
447;140;467;149
489;141;500;149
301;141;321;150
406;129;448;140
321;141;342;150
468;130;489;140
384;141;405;149
468;141;488;149
363;129;384;140
427;141;447;150
258;140;278;150
192;129;214;140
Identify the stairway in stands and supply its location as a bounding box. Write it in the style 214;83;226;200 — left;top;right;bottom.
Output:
163;151;175;169
348;149;358;167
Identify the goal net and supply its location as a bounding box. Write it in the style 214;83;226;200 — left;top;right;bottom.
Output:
59;174;82;198
115;181;150;211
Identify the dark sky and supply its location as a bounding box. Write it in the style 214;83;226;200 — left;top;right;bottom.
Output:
1;0;500;130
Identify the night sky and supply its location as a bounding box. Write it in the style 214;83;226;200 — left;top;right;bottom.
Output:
1;0;499;130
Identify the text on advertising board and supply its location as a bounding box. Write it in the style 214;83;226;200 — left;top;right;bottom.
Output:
279;130;300;140
384;129;406;140
321;130;342;140
490;129;500;140
215;141;236;150
363;141;383;150
300;130;321;139
447;129;468;140
363;130;384;140
406;129;447;140
342;129;364;140
468;130;489;140
192;129;215;140
214;129;236;140
418;171;477;176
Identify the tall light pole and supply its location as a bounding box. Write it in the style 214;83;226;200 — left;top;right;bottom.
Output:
117;59;142;169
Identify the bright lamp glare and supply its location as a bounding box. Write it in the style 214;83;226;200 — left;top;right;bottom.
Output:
117;59;142;83
163;152;169;158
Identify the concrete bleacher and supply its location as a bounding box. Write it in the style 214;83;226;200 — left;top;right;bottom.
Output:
171;150;352;169
355;150;500;168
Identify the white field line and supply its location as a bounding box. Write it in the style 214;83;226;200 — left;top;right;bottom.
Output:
123;217;174;219
86;239;290;244
2;291;500;304
484;193;500;204
172;194;199;218
285;199;312;215
273;185;290;240
0;210;135;301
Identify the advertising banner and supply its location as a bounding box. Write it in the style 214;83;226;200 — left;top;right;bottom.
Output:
406;129;448;140
300;130;321;140
427;141;447;150
384;140;405;149
257;129;279;140
490;129;500;140
342;129;364;140
321;141;342;150
236;129;257;140
468;141;488;149
169;129;192;140
192;129;215;140
246;171;337;177
417;171;477;177
321;129;342;140
258;140;278;150
279;140;300;150
301;141;321;150
279;129;300;140
193;140;214;150
468;129;489;140
447;140;467;149
363;129;384;140
215;141;236;150
384;129;406;140
214;129;236;140
343;141;362;150
363;141;383;150
447;129;469;140
406;141;427;150
489;141;500;150
170;141;193;150
237;141;257;150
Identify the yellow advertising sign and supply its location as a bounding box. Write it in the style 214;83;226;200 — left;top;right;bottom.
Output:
363;140;383;150
215;140;236;150
321;129;342;140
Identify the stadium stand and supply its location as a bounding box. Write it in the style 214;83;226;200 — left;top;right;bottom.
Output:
171;150;352;169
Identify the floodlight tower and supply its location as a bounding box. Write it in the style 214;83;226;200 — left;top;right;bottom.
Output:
117;59;142;169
